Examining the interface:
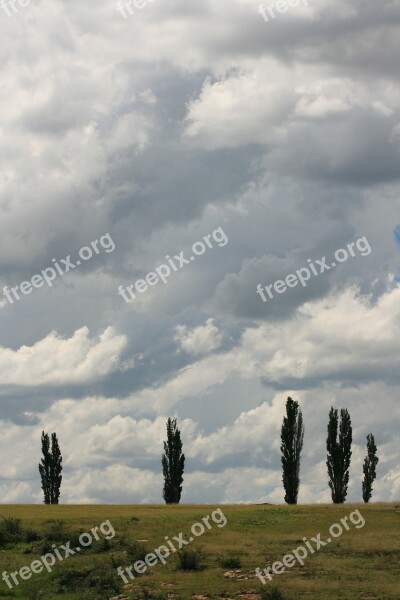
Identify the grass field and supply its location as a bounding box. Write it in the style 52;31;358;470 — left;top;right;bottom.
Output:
0;503;399;600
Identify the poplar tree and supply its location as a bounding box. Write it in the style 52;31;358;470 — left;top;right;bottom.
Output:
362;433;379;503
280;396;304;504
326;408;352;503
162;418;185;504
38;431;63;504
39;432;52;505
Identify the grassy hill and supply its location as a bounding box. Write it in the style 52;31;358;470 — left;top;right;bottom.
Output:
0;503;398;600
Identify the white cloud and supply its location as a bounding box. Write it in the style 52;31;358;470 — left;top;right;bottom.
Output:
175;318;223;355
242;285;400;384
0;326;126;386
184;60;400;150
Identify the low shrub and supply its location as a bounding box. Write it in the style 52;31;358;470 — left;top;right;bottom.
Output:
125;541;148;565
87;536;112;554
220;556;241;569
24;528;41;543
24;580;46;600
67;530;84;550
1;517;22;535
39;540;53;555
44;519;68;542
177;548;203;571
83;561;121;599
51;563;90;592
0;516;25;545
52;559;121;597
109;551;128;569
260;587;289;600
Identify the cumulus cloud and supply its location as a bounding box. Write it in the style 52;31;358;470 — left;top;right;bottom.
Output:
0;327;126;386
241;284;400;386
175;319;223;354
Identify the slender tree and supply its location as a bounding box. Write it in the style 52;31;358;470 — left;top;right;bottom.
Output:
362;433;379;503
38;431;63;505
38;432;52;505
50;433;63;504
280;396;304;504
162;418;185;504
326;407;352;503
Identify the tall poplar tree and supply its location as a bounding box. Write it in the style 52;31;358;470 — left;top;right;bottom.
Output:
38;432;52;505
362;433;379;503
280;396;304;504
162;418;185;504
326;407;352;503
39;431;63;505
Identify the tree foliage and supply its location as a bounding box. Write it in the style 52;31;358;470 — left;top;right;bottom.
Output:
38;431;63;505
162;418;185;504
362;433;379;503
326;407;352;503
280;396;304;504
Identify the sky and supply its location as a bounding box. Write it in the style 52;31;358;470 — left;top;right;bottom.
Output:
0;0;399;504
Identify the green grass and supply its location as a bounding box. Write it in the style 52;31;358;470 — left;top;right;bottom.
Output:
0;503;399;599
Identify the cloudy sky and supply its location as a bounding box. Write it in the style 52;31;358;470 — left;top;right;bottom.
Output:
0;0;399;504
